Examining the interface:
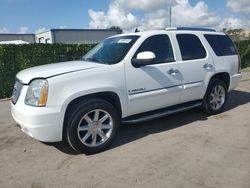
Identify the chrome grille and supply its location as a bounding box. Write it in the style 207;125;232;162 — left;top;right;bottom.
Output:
11;80;23;104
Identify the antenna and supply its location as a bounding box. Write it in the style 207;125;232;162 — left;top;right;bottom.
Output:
170;7;172;27
135;28;139;33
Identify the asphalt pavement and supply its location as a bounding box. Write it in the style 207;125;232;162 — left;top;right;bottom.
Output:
0;71;249;188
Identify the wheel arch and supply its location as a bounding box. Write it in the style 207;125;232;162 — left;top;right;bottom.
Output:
62;91;123;140
209;72;230;90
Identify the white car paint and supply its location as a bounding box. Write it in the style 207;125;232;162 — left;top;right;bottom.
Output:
17;60;104;84
11;29;242;142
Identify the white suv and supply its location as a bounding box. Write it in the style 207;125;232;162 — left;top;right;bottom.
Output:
11;27;242;154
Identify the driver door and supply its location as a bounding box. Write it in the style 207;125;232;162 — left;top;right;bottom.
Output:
125;34;183;116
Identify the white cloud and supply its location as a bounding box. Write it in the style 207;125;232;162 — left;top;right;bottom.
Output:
142;9;169;30
18;26;28;34
88;0;248;32
227;0;250;16
140;0;220;30
0;27;9;33
88;1;139;30
172;1;220;27
226;0;250;28
88;10;108;29
219;17;243;29
35;27;47;34
116;0;176;11
176;0;188;5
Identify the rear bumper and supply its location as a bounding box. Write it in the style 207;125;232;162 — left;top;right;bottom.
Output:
229;73;242;91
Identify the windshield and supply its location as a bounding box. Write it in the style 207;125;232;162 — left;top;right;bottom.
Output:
82;35;139;64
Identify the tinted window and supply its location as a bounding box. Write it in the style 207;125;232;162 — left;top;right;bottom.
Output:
176;34;206;61
204;34;237;56
135;35;174;64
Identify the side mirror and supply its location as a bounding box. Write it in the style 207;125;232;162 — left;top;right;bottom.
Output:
132;51;156;67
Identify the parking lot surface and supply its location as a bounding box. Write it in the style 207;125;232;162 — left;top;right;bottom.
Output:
0;72;250;188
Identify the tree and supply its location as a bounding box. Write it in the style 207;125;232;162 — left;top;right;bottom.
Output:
221;28;245;41
109;26;122;30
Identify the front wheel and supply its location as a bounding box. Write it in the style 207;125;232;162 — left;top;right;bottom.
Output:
65;99;120;154
202;79;228;115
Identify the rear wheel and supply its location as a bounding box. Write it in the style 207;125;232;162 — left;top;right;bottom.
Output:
202;79;228;115
65;98;120;154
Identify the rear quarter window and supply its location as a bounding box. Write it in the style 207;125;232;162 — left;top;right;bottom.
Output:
204;34;237;56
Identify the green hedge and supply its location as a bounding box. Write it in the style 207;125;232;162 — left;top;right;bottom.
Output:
0;44;95;99
0;41;250;99
235;40;250;68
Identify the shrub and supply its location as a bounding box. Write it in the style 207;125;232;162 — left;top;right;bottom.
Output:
0;40;249;99
0;44;95;99
235;40;250;68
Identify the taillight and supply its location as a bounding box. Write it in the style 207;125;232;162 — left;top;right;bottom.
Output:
238;54;241;73
234;42;241;73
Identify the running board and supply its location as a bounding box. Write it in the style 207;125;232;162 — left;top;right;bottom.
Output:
122;101;202;124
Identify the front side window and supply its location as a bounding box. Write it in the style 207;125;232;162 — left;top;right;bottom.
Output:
204;34;237;56
82;35;139;64
134;34;175;64
176;34;206;61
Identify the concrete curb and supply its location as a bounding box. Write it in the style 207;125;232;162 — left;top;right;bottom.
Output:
0;98;10;102
242;68;250;72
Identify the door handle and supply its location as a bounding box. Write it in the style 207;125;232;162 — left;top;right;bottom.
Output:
203;63;213;70
168;68;179;75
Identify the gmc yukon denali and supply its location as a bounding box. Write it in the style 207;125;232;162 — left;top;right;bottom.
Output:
11;27;242;154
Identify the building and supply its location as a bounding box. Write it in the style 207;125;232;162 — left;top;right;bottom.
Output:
240;30;250;38
0;29;122;44
35;29;122;44
0;34;35;43
0;40;29;44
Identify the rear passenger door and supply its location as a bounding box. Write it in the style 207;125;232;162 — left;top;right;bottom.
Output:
173;33;215;103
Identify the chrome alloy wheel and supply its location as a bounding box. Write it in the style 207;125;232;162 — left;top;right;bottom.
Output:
77;109;113;147
209;85;226;110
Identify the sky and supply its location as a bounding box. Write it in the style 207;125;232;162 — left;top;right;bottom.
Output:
0;0;250;34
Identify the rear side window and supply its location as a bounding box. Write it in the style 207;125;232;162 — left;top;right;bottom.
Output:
135;34;175;64
176;34;206;61
204;34;237;56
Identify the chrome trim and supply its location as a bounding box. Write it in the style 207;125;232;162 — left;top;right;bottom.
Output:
129;84;182;96
77;109;113;147
183;81;204;90
209;85;225;110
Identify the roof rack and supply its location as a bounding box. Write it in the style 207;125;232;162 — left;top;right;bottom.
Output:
166;27;216;32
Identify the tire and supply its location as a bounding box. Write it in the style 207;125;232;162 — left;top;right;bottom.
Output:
65;98;120;154
202;79;228;115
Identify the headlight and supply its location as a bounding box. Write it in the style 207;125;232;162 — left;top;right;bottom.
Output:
25;79;48;107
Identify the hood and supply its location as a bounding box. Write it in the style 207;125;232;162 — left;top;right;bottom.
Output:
16;60;104;84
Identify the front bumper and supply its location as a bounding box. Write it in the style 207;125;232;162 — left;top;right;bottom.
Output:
229;73;242;91
11;86;63;142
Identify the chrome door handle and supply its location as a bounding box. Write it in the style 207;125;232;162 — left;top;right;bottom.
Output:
168;68;179;75
203;63;213;70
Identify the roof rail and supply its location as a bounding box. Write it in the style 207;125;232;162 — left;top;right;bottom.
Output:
166;27;216;32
